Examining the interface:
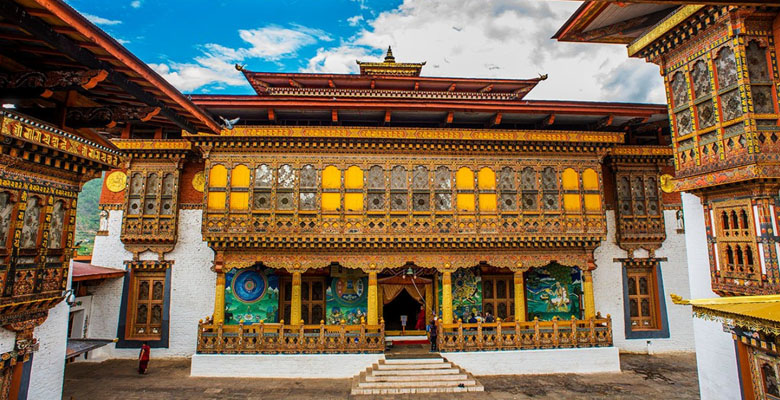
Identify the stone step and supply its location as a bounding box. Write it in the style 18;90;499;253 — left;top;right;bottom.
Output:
382;357;444;364
351;384;484;395
364;373;469;382
351;356;484;396
357;379;477;388
371;367;462;376
375;362;452;370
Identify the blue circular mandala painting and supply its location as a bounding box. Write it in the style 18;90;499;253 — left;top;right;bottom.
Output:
231;269;267;303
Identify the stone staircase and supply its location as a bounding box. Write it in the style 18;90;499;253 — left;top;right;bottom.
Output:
351;354;484;395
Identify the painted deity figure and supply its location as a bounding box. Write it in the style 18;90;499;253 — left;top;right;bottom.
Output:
20;197;41;248
0;192;12;243
541;282;570;312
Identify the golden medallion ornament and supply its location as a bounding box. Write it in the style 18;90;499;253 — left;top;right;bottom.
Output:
105;171;128;193
659;174;675;193
192;171;206;193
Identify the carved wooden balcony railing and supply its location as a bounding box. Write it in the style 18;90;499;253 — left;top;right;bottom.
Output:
437;315;612;352
196;319;385;354
203;213;606;244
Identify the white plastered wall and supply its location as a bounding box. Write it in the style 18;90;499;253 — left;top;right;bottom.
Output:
87;209;215;359
592;210;695;353
24;258;74;400
682;192;740;400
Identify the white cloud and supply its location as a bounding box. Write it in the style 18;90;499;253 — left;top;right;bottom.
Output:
130;0;141;8
303;0;665;103
82;13;122;26
116;38;130;45
347;15;364;26
152;25;329;92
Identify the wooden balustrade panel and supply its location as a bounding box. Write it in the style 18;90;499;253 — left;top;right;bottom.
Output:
196;322;385;354
436;317;613;352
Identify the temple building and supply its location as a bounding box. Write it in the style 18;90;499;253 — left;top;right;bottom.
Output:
85;43;696;386
0;0;709;397
556;2;780;399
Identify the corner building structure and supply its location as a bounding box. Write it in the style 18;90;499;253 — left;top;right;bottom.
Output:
86;47;695;378
557;2;780;399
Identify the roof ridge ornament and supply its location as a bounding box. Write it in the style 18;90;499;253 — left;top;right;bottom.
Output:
384;46;395;63
356;47;426;77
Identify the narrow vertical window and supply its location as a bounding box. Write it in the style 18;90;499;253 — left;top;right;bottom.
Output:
434;166;452;211
521;167;538;211
161;173;175;215
390;166;408;211
299;165;317;211
582;168;601;212
562;168;581;213
253;164;272;210
456;167;475;212
143;173;159;215
344;166;364;212
276;164;295;210
477;167;496;213
207;165;227;210
541;167;558;211
498;167;516;211
366;165;385;211
412;166;430;212
128;172;144;215
321;166;341;212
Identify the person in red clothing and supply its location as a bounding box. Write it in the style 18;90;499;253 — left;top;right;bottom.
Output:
138;342;151;374
415;305;426;330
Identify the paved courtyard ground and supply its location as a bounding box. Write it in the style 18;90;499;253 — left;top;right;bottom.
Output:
63;353;699;399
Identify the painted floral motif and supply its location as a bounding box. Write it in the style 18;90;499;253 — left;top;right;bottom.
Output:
752;86;775;114
675;109;693;136
715;46;738;89
747;41;770;82
720;90;744;121
697;101;716;129
691;60;712;99
671;72;689;106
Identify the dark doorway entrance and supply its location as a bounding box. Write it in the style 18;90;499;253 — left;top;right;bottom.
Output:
383;289;422;331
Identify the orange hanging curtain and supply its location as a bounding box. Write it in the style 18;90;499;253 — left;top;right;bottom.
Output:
382;284;425;305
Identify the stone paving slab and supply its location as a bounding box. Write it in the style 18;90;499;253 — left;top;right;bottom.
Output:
63;353;700;399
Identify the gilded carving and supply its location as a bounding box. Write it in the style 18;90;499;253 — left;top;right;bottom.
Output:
105;171;128;193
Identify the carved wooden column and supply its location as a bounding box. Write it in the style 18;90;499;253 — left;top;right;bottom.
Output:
214;272;226;324
513;269;527;322
583;261;596;319
441;265;454;324
213;255;225;324
425;281;433;323
291;270;302;325
367;267;378;325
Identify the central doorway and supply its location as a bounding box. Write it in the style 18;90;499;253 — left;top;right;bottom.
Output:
383;289;423;332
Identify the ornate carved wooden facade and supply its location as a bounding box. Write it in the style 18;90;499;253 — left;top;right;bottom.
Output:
0;111;121;327
635;6;780;296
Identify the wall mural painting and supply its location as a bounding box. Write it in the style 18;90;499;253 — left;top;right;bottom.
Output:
525;263;582;321
225;265;279;325
325;266;367;325
438;267;482;321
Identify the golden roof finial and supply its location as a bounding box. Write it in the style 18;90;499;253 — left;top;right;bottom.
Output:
384;46;395;63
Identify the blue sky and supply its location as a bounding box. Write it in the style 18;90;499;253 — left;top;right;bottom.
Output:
66;0;666;103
